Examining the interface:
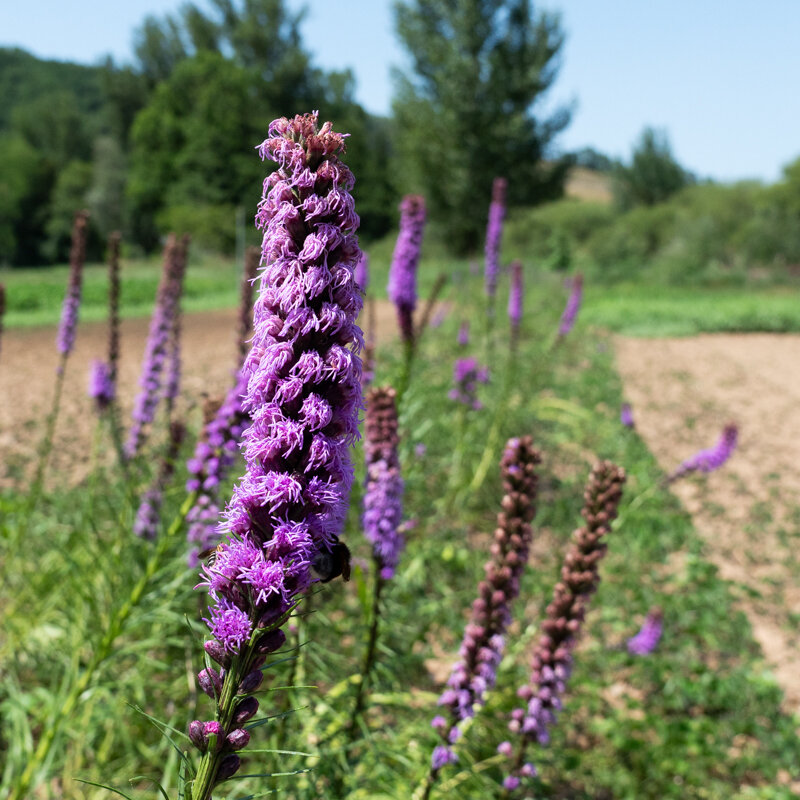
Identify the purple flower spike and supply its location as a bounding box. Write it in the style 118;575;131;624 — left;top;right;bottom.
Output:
56;210;89;360
88;360;115;412
126;236;186;458
500;461;625;793
449;357;489;410
164;235;190;413
355;251;369;293
558;273;583;337
432;438;540;776
188;113;363;798
621;402;635;429
363;387;404;580
388;194;426;342
668;422;738;483
185;369;251;565
628;607;663;655
484;178;507;300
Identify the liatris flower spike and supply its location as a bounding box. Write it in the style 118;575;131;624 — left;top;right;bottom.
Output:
628;607;663;655
88;360;115;412
355;250;369;293
185;369;251;566
107;231;121;385
500;460;625;793
485;177;507;302
667;422;737;483
187;113;362;799
363;387;404;580
430;438;540;777
621;402;634;429
164;234;190;414
388;194;426;343
126;236;184;458
449;357;489;410
56;210;90;364
557;273;583;338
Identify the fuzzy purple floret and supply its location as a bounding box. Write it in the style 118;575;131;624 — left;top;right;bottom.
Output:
355;251;369;293
388;194;426;341
484;178;507;299
508;260;523;328
449;357;489;410
199;112;363;654
669;423;738;481
628;609;663;655
558;274;583;337
186;369;251;565
88;359;115;411
621;402;634;428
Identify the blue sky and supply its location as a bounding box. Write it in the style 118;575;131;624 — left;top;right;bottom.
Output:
3;0;798;182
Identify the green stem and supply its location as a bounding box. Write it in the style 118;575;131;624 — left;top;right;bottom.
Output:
29;354;67;508
351;566;385;725
9;491;197;800
395;337;416;407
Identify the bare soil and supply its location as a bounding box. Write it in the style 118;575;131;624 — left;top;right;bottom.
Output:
0;301;401;490
615;333;800;713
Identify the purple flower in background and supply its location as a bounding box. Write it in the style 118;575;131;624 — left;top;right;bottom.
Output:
628;608;663;655
363;387;404;580
388;194;426;342
186;369;251;565
355;251;369;293
557;273;583;337
125;237;185;457
457;321;469;347
187;113;362;794
668;423;738;482
88;360;115;412
501;461;625;793
508;259;523;336
56;210;89;360
430;306;447;328
484;177;507;300
414;442;427;458
621;402;635;429
431;438;540;776
449;357;489;410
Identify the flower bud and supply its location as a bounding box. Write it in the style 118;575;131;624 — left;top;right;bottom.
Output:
217;754;241;781
226;728;251;750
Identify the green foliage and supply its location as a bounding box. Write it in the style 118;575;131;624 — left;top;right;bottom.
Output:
2;265;799;798
392;0;571;252
614;127;692;209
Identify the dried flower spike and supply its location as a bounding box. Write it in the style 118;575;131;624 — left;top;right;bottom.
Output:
500;460;625;792
431;437;541;774
56;210;90;361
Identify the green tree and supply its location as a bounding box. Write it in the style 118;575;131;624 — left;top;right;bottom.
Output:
392;0;571;252
614;127;692;208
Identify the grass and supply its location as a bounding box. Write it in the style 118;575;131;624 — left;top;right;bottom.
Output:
1;262;798;798
582;282;800;337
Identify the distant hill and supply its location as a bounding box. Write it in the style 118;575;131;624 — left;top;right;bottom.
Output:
0;47;106;132
564;166;614;204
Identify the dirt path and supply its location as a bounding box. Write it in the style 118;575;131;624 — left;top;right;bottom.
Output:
615;333;800;713
0;301;401;490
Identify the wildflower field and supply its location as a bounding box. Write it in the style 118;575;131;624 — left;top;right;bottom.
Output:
1;114;800;800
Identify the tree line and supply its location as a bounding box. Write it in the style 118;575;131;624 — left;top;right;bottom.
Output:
1;0;700;267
